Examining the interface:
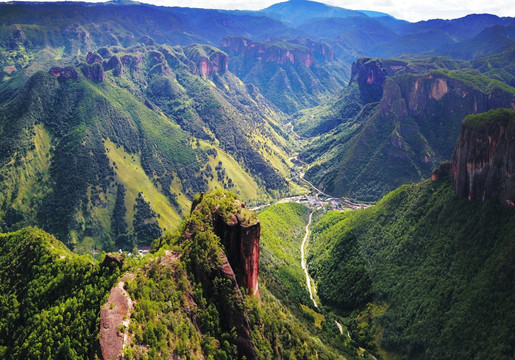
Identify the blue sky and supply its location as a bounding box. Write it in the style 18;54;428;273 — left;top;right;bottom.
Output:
2;0;514;21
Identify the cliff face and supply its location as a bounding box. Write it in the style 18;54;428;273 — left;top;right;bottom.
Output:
184;44;228;76
214;213;260;297
222;37;334;67
451;108;515;205
186;191;260;360
349;58;388;103
305;57;515;201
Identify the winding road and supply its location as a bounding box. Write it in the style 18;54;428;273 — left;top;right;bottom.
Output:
301;212;318;308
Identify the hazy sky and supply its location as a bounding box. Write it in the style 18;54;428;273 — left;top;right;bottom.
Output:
3;0;515;21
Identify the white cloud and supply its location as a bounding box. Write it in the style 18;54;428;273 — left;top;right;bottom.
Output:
1;0;513;21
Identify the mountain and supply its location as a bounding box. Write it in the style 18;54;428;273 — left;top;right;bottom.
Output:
295;14;515;74
221;36;347;113
307;109;515;359
297;56;515;200
450;108;515;204
0;189;356;359
259;0;383;26
0;40;294;252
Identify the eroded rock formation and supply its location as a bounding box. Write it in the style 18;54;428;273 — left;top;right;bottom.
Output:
80;62;105;82
451;108;515;205
214;210;260;297
99;274;134;360
49;66;78;79
221;36;334;67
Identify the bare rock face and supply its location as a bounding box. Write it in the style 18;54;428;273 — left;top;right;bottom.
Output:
49;66;78;79
214;213;260;297
99;274;134;360
80;63;105;82
349;58;388;103
185;45;228;76
451;108;515;205
86;51;103;64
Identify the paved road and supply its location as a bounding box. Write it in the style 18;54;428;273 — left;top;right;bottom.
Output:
301;212;318;308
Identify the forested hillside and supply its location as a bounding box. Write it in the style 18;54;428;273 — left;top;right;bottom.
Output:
307;109;515;359
0;41;294;251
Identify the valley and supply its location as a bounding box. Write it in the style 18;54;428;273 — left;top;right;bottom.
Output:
0;0;514;359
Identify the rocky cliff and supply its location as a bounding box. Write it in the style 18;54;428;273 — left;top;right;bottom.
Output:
221;37;334;67
184;44;228;76
303;57;515;201
451;108;515;205
214;206;260;297
185;190;260;359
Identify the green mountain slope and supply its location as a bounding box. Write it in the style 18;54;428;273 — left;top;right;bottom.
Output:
0;41;294;252
298;56;515;201
221;37;348;114
0;190;361;359
0;227;120;359
308;177;515;359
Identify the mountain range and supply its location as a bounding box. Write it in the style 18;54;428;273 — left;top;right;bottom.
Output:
0;0;514;359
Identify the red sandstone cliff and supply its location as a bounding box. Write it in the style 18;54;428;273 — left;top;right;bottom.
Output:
214;209;260;297
450;108;515;205
221;37;335;68
184;44;228;77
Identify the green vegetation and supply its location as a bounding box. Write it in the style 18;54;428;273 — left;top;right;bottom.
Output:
258;203;312;307
0;39;295;252
308;179;515;359
257;202;360;359
462;107;515;129
0;227;120;359
299;57;515;201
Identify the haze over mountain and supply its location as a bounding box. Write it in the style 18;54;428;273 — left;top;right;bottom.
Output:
0;1;514;359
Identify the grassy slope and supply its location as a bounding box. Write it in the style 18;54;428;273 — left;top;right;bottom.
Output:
258;202;357;359
105;139;183;231
309;178;515;359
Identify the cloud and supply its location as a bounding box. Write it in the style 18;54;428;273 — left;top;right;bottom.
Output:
323;0;515;20
0;0;513;20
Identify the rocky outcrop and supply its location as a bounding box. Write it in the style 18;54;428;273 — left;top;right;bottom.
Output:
86;51;103;64
222;37;335;67
49;66;78;79
80;63;105;82
214;210;260;297
105;55;123;76
184;44;228;76
217;253;257;359
187;191;259;360
431;162;451;181
99;274;134;360
451;108;515;205
349;58;388;103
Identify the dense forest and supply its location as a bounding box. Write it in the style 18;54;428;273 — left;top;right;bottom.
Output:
308;178;515;359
